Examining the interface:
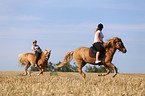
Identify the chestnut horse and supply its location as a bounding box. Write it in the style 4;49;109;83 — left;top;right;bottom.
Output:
55;37;127;78
19;49;51;76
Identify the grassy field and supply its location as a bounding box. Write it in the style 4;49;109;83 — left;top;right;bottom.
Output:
0;71;145;96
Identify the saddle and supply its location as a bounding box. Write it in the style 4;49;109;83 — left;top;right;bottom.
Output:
89;46;106;58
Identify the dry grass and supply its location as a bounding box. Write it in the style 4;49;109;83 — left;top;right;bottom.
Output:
0;71;145;96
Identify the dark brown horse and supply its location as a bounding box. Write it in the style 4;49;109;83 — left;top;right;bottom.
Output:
19;49;51;76
55;37;127;78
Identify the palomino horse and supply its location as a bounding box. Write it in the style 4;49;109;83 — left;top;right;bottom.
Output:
19;49;51;76
55;37;127;78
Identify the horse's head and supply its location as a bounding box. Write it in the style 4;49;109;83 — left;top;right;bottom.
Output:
113;37;127;53
44;49;51;60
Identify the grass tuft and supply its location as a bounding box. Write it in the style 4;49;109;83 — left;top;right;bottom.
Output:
50;72;58;76
17;73;25;76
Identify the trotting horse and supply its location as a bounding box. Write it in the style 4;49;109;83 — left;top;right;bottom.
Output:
19;49;51;76
55;37;127;78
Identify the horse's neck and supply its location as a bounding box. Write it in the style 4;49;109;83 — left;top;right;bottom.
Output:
104;43;117;62
104;42;117;56
41;52;46;61
108;47;117;56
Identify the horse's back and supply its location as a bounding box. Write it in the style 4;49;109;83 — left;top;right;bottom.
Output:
18;53;24;58
24;53;35;57
23;53;36;62
74;47;90;58
74;47;89;54
75;47;89;51
74;47;96;64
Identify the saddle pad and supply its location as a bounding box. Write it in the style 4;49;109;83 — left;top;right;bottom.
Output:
89;47;96;58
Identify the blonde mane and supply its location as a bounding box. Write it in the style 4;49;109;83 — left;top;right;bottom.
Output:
107;37;121;42
103;37;121;48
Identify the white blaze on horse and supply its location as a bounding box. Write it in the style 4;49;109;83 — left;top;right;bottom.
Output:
18;49;51;76
55;37;127;78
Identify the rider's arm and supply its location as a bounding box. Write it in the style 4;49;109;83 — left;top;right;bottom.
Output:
32;46;38;53
32;49;37;53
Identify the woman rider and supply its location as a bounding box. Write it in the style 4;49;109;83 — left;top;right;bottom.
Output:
32;40;42;67
93;23;104;63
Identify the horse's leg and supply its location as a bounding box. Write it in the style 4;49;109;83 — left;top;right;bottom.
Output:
76;60;86;78
24;60;28;75
39;67;43;74
98;65;110;76
106;62;117;78
27;63;31;76
42;64;46;73
37;65;43;76
42;68;44;73
24;63;31;76
24;65;28;75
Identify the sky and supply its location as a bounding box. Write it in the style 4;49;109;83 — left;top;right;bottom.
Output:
0;0;145;73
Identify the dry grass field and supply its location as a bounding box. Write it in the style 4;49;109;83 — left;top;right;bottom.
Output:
0;71;145;96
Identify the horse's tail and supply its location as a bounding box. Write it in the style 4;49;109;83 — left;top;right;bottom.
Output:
55;51;74;69
18;54;25;66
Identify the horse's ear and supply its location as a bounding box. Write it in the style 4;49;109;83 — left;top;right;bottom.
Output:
113;37;120;42
49;50;52;53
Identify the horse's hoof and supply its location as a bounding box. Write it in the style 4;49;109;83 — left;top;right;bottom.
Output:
112;74;117;78
83;74;86;79
36;74;40;76
23;74;26;76
98;74;102;76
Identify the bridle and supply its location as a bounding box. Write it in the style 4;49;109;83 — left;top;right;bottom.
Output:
116;41;124;52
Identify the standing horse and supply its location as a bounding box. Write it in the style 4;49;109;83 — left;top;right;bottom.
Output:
55;37;127;78
19;49;51;76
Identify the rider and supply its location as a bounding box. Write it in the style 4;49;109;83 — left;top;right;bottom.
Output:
93;23;104;63
32;40;42;67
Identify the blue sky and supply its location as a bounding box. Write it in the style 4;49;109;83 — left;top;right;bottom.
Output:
0;0;145;73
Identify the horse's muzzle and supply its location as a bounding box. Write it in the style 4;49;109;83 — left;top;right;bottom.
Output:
122;48;127;53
